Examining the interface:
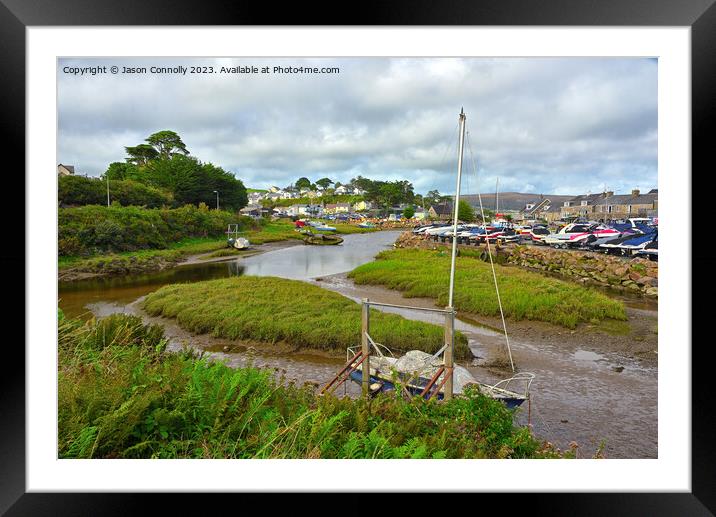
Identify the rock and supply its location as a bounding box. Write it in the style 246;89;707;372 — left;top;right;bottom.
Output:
628;272;642;282
645;287;658;297
612;366;625;373
636;276;657;287
222;345;231;352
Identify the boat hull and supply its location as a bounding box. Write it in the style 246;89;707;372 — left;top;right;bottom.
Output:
347;370;526;409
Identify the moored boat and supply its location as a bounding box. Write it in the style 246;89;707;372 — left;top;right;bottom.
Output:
302;231;344;245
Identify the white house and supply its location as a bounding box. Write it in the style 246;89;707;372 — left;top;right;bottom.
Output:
334;185;351;195
287;204;310;216
58;164;75;176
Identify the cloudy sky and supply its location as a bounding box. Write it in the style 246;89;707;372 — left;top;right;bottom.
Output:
58;57;657;196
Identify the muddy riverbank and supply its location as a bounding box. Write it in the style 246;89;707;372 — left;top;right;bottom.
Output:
59;230;658;458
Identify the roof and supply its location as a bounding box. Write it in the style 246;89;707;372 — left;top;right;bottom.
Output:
58;164;75;173
430;202;453;215
594;192;658;206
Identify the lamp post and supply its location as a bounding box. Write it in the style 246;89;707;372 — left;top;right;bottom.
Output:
213;190;219;210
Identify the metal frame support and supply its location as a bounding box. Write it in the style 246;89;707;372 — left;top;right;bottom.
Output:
361;298;370;396
443;307;455;400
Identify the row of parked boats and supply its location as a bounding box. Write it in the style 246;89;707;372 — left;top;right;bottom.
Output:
413;217;658;260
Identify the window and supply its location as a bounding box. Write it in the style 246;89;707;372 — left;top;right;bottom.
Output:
608;205;612;213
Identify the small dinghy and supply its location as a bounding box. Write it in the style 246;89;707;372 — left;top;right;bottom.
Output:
302;232;343;245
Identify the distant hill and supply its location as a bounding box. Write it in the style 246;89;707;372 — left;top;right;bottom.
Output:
460;192;575;211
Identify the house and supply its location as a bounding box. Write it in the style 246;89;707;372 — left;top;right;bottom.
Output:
240;204;262;218
334;185;351;195
58;164;75;176
268;186;281;193
287;204;310;217
248;192;265;205
428;202;453;220
353;200;373;212
560;189;658;221
324;202;351;214
592;189;658;220
413;209;428;221
519;197;558;222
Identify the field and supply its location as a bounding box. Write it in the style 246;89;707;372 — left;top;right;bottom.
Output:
348;249;627;329
142;276;472;359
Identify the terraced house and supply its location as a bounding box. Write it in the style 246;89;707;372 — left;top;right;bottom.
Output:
561;189;658;221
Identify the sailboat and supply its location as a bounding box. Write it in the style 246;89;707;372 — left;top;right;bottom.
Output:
324;109;535;408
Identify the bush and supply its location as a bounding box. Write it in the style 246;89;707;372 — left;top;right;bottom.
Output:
59;175;173;208
58;204;256;256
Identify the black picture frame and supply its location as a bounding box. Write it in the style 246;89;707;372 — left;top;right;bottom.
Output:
3;0;712;514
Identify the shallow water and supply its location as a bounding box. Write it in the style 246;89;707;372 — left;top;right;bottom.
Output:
59;230;657;458
59;231;402;319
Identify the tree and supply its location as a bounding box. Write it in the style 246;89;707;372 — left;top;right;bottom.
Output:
403;205;415;219
425;190;443;205
125;144;159;166
102;161;137;181
295;177;312;190
145;130;189;159
350;175;373;192
458;200;475;222
316;177;333;190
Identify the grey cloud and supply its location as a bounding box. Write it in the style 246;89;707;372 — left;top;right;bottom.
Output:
58;57;657;195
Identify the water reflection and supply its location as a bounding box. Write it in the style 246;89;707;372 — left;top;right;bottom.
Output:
59;231;401;319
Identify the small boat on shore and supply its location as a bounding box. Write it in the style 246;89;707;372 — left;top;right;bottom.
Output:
302;232;344;245
358;222;376;228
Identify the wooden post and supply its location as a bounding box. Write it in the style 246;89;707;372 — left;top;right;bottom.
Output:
361;298;370;396
444;307;454;400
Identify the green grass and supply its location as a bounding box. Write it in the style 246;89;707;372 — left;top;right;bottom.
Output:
59;237;227;273
142;276;472;359
348;249;627;329
235;220;378;244
58;312;569;459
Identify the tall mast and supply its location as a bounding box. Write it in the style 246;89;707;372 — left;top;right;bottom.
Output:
448;108;466;308
495;177;499;216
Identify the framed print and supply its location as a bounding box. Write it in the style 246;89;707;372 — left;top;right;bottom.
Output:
3;0;714;514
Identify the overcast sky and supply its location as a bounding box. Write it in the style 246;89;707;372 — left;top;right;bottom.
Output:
58;57;657;196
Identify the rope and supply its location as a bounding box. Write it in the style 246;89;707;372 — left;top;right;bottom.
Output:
466;129;515;372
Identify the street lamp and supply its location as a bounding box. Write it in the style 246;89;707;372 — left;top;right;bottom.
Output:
213;190;219;210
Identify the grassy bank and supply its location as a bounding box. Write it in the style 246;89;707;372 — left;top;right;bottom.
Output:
58;237;229;277
236;220;378;244
142;276;472;359
348;249;627;329
59;204;253;256
59;312;567;459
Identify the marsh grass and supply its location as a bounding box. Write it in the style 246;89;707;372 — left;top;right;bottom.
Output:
348;249;627;329
58;312;569;459
142;276;471;359
58;237;228;273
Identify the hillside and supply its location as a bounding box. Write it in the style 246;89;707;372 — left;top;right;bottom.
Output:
461;192;575;212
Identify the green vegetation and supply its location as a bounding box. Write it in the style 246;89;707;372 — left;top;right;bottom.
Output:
59;175;173;208
59;312;565;458
58;204;255;256
348;249;627;329
263;194;363;208
58;237;228;274
142;276;472;359
97;130;248;211
458;200;475;222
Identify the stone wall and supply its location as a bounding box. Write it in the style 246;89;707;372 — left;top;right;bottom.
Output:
507;246;658;298
392;232;658;298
